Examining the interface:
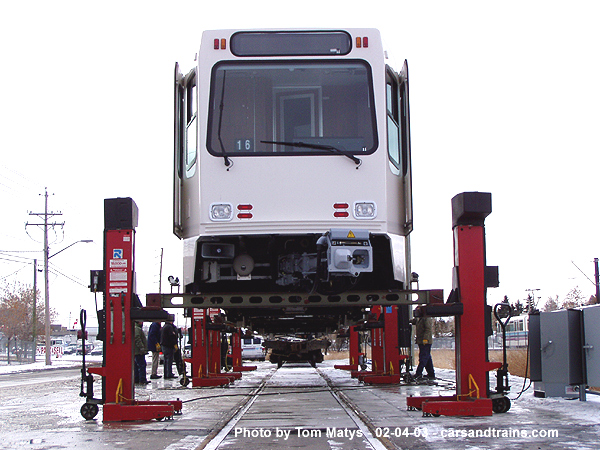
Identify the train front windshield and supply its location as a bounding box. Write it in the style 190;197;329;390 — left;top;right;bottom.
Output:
207;60;377;158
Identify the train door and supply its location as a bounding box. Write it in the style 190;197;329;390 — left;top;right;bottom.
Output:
399;60;413;234
174;62;198;239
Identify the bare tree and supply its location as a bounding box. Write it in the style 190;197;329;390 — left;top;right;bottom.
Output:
0;284;48;343
561;286;585;310
542;295;560;312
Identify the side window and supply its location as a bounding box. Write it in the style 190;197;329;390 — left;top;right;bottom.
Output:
399;78;410;177
185;72;197;178
386;73;401;174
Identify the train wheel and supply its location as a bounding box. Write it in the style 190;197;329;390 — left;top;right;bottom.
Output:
81;402;99;420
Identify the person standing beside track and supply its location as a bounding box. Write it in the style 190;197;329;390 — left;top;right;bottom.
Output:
148;321;162;379
411;305;435;381
134;322;150;384
161;320;178;379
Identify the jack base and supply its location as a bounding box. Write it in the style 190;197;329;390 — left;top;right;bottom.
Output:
407;395;493;417
233;365;257;372
102;399;183;422
192;376;231;387
334;364;359;371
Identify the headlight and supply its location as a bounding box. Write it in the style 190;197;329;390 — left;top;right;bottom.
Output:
353;201;377;219
210;203;233;221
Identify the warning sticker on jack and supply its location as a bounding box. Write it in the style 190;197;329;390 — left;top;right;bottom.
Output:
109;288;128;295
109;270;127;281
110;259;127;268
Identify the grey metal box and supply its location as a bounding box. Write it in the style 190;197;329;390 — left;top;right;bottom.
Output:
583;305;600;387
528;313;542;381
540;309;583;385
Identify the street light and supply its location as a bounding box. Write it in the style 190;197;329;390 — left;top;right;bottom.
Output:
44;239;93;365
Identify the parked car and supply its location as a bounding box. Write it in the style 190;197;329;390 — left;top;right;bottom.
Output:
63;344;78;355
90;344;103;356
76;343;94;355
241;336;266;361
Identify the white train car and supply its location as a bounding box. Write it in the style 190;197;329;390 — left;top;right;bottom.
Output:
173;30;414;322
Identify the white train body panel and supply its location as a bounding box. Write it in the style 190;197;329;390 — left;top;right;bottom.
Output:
174;29;412;297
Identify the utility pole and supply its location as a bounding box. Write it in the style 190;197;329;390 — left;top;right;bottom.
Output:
26;188;64;365
32;259;37;363
595;258;599;304
159;248;164;293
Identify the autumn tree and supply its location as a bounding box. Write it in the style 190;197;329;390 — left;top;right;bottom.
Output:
561;286;586;309
0;284;48;343
542;295;560;312
434;317;455;337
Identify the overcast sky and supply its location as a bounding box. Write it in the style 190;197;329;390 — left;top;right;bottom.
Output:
1;0;599;327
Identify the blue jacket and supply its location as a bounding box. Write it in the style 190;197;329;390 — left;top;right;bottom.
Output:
147;322;162;352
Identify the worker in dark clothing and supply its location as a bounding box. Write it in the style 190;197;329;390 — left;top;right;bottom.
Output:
160;320;178;379
173;326;185;376
221;333;230;371
134;322;150;384
147;322;162;379
410;305;435;380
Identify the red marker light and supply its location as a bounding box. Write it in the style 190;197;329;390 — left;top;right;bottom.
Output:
334;211;349;218
237;204;253;210
237;213;253;219
333;203;349;209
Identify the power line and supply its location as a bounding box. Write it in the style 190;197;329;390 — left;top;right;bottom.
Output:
25;187;64;366
571;260;596;287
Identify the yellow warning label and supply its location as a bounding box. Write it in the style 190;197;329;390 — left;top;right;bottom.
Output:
347;231;355;238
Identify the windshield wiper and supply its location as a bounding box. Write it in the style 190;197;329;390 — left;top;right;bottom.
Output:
217;71;232;169
261;140;361;168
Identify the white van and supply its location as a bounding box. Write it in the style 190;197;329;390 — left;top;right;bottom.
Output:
241;336;265;361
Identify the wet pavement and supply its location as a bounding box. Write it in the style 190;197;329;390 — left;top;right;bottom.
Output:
1;360;599;449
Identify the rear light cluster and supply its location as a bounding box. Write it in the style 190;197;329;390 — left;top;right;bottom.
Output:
213;38;227;50
333;203;349;218
334;202;377;219
209;203;254;221
237;204;253;219
355;36;369;48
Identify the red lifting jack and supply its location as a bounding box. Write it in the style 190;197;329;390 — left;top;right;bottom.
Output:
407;192;508;416
80;198;182;421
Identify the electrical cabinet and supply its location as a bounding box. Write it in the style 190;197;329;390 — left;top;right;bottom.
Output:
539;309;583;396
528;313;542;381
583;305;600;387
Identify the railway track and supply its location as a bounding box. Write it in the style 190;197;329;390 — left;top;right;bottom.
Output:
194;363;394;450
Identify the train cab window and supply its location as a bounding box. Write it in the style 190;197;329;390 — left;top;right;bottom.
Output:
386;73;401;175
185;73;197;178
207;60;377;158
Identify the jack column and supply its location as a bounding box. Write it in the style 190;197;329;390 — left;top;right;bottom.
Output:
85;198;182;421
408;192;503;416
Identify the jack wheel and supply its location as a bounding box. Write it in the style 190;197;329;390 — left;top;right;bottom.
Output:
492;396;511;413
180;376;190;387
81;402;99;420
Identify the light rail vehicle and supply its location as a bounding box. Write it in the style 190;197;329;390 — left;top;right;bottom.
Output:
173;29;414;333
